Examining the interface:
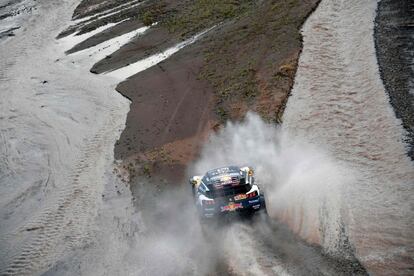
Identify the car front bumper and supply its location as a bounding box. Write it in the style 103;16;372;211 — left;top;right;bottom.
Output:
200;195;266;218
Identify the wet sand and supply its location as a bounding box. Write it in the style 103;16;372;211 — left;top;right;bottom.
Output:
0;0;133;274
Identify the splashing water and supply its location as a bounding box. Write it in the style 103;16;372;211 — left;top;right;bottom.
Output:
281;0;414;273
192;4;414;273
191;113;354;255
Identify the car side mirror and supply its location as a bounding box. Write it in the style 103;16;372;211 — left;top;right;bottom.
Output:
189;176;200;186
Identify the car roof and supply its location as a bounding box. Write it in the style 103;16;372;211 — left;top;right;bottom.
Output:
205;166;240;179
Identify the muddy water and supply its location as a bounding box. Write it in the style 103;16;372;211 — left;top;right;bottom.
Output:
282;0;414;274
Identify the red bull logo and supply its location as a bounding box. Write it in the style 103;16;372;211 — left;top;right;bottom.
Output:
220;202;242;212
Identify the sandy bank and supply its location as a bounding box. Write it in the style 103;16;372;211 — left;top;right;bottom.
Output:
0;1;133;274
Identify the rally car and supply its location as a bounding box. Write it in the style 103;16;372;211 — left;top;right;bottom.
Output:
189;166;266;219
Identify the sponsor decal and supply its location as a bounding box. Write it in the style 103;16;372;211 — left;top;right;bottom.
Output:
220;202;242;212
234;194;247;201
210;167;230;176
248;199;260;204
220;175;232;184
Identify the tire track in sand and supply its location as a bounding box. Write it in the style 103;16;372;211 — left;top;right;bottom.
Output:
0;108;122;276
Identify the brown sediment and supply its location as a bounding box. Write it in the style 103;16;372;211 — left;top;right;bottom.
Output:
59;0;168;39
106;0;320;181
91;26;178;73
88;0;256;74
197;0;319;123
72;0;130;20
69;0;320;181
66;18;144;54
114;46;217;181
